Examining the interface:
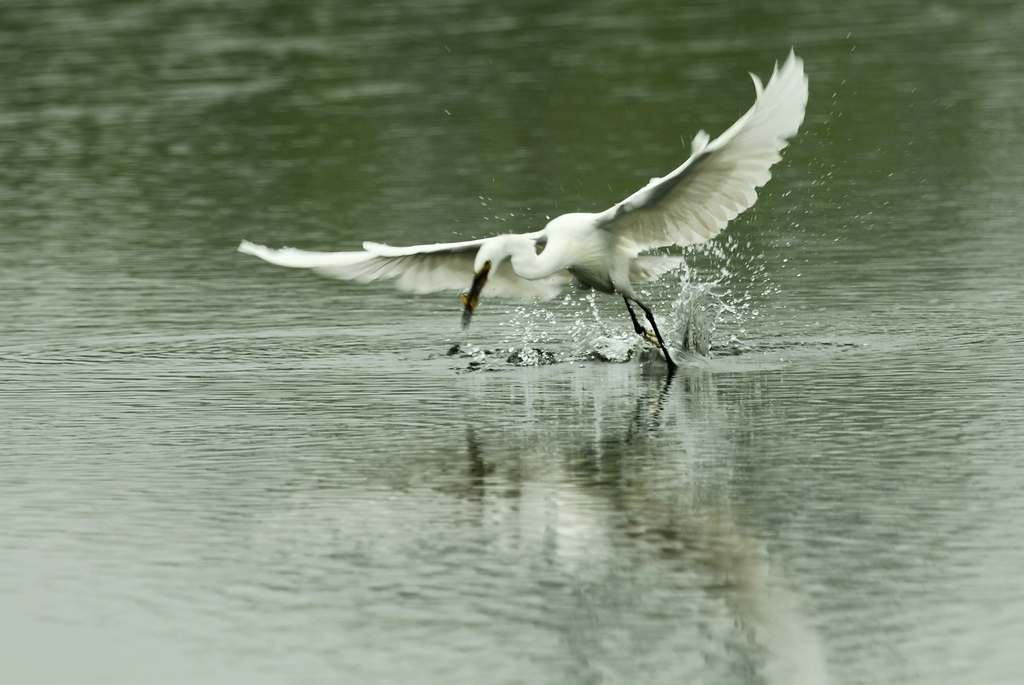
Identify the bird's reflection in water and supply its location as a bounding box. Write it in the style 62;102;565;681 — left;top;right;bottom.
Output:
463;428;491;500
447;366;829;685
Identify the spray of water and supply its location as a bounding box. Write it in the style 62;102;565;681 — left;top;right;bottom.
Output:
465;209;779;368
484;237;775;367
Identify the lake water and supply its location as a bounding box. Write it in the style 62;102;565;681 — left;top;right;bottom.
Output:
2;2;1024;683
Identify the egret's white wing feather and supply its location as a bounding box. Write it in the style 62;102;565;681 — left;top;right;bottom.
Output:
361;238;488;257
630;255;686;283
597;50;808;253
238;239;569;299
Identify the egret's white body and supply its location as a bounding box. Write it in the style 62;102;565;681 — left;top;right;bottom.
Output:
240;51;809;369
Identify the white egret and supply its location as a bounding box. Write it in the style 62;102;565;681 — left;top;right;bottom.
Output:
240;51;808;370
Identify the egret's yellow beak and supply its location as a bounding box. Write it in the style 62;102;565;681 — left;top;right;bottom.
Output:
460;262;491;329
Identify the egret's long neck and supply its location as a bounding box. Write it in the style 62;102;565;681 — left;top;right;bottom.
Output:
503;236;564;281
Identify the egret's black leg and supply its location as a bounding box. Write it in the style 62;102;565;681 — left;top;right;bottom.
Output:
624;298;661;346
635;298;677;370
623;297;646;337
623;296;677;371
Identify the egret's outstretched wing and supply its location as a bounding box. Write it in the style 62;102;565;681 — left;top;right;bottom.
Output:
238;237;570;299
597;50;808;253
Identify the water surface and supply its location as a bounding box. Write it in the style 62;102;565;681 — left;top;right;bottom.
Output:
2;2;1024;683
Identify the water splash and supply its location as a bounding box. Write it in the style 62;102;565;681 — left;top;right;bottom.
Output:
461;233;777;369
564;291;637;363
505;347;558;366
664;226;780;349
665;263;734;357
497;305;564;365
